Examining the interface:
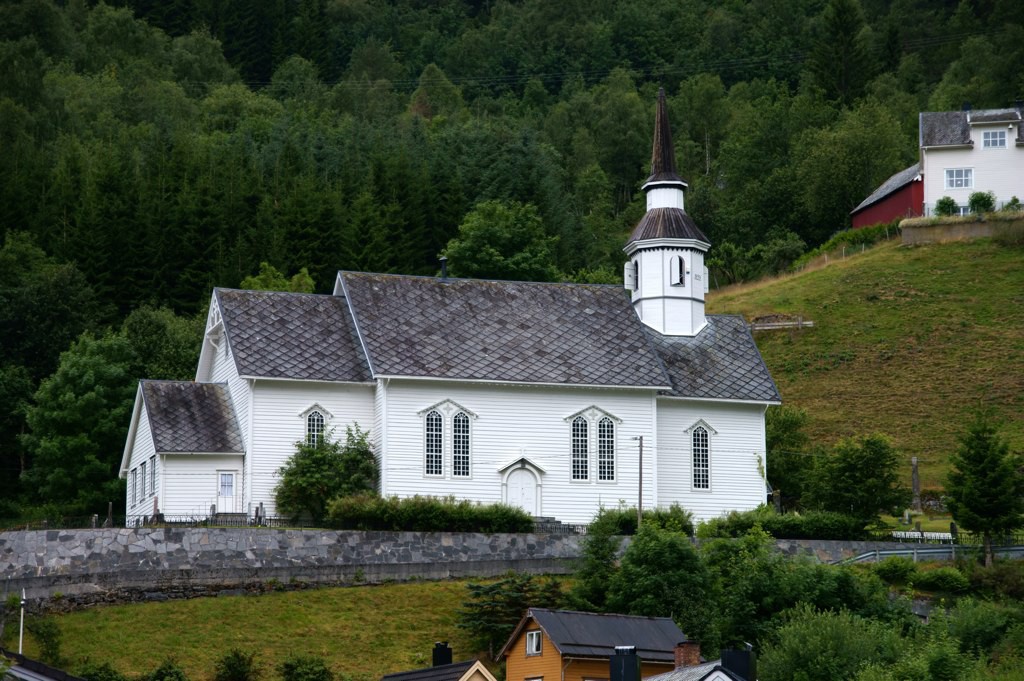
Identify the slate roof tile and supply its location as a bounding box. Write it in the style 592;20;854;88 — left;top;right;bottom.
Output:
216;289;372;382
647;316;781;402
341;273;673;388
142;381;244;453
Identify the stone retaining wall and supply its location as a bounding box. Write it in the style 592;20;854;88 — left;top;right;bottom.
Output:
0;528;584;607
901;217;1024;244
0;528;979;612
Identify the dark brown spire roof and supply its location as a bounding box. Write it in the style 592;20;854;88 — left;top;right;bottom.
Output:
646;88;686;186
627;207;709;244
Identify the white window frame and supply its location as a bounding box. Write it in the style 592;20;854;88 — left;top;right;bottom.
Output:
983;130;1007;149
526;630;542;656
131;468;138;506
669;254;686;287
140;460;147;499
945;167;973;189
598;417;616;481
149;456;156;497
692;426;710;491
571;416;589;481
418;400;478;479
566;407;622;483
219;471;235;498
306;410;325;446
425;410;444;477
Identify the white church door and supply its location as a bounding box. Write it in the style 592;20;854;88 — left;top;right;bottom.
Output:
217;471;237;513
507;468;538;516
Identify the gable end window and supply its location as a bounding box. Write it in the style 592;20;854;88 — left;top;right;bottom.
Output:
425;410;443;476
307;410;325;446
140;461;147;498
571;416;589;480
131;468;138;505
526;630;542;656
945;168;973;189
983;130;1007;148
692;426;710;490
149;456;157;496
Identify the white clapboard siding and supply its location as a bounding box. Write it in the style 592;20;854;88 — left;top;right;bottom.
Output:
923;134;1024;208
125;405;158;521
210;338;251;450
656;399;767;522
162;454;245;517
380;380;658;525
249;380;375;516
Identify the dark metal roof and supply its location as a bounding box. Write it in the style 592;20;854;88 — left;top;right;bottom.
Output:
646;662;741;681
646;88;686;187
381;661;476;681
851;162;920;215
141;381;244;453
627;208;709;245
920;108;1023;146
340;273;672;387
217;288;372;382
522;608;686;663
646;316;781;402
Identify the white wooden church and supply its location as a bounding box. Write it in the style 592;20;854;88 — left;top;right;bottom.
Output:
120;91;780;526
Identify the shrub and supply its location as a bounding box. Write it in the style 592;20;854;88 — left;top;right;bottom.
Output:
911;566;969;593
873;557;917;585
26;617;63;666
588;504;694;536
277;655;333;681
948;598;1015;655
696;506;867;540
215;649;261;681
968;190;996;215
1004;196;1021;211
147;659;189;681
79;662;129;681
326;494;533;533
934;196;959;216
965;561;1024;600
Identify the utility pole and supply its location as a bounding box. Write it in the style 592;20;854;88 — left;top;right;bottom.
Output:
633;436;644;528
19;588;25;654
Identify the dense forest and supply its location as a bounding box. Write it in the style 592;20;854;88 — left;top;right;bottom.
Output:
1;0;1022;516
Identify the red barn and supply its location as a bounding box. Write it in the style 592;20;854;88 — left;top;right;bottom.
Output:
851;163;923;229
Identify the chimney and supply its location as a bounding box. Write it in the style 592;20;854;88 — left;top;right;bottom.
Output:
439;256;448;279
610;646;640;681
433;642;452;667
962;101;972;111
674;641;701;668
720;647;756;681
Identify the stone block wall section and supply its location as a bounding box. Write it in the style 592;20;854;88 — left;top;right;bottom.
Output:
0;528;967;612
0;528;586;607
901;216;1024;244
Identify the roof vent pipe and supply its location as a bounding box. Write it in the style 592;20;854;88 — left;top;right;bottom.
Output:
439;256;448;279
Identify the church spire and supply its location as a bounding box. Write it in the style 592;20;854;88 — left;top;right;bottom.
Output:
647;87;683;185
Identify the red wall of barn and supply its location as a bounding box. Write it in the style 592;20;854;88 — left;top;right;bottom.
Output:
852;181;923;229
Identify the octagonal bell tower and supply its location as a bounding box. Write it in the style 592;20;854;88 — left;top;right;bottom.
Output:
623;88;711;337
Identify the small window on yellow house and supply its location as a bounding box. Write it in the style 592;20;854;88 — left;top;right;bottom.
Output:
526;630;542;656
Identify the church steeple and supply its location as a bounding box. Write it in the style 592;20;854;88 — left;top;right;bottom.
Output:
623;88;711;337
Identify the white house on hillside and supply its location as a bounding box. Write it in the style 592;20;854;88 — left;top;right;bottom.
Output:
120;90;780;526
920;105;1024;215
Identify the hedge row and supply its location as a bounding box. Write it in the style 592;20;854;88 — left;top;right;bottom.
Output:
696;507;868;540
325;494;534;533
589;504;695;536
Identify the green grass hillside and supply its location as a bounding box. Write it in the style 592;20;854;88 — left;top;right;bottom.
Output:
708;238;1024;490
28;581;478;680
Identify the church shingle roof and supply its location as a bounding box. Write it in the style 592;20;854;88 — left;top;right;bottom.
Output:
340;272;673;388
141;381;244;453
646;316;781;402
627;208;709;244
216;288;372;382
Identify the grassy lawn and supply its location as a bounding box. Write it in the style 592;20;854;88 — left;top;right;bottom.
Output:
708;238;1024;490
15;580;484;681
